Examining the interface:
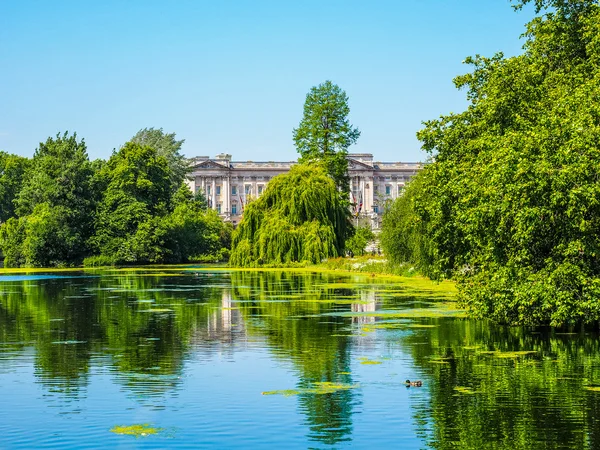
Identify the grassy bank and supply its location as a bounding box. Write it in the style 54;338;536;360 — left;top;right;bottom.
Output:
315;255;419;277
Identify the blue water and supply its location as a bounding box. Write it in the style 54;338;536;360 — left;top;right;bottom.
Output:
0;268;598;448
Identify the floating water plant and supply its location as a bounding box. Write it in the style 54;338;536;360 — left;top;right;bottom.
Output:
262;381;359;396
478;350;537;358
454;386;478;395
359;357;382;365
110;424;161;437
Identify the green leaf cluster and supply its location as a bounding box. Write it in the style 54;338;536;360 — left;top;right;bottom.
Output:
230;163;351;266
0;151;29;223
390;0;600;325
345;226;375;257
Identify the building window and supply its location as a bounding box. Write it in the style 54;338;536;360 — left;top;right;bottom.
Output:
245;184;251;195
258;185;263;195
373;205;379;214
217;203;222;213
206;186;211;196
385;185;391;195
398;185;405;195
231;204;237;215
232;185;237;195
216;186;221;195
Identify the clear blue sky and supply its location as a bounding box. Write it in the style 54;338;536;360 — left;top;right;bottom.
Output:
0;0;535;163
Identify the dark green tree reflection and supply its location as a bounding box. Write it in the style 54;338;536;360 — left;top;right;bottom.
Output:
231;271;357;445
400;319;600;449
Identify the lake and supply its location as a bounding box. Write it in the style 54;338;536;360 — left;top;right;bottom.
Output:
1;267;599;449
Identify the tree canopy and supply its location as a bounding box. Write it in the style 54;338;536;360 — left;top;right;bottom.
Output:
0;151;29;223
385;0;600;326
293;81;360;193
230;163;351;266
130;127;187;187
0;131;230;267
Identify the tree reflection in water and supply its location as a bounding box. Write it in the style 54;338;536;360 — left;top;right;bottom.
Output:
2;269;600;448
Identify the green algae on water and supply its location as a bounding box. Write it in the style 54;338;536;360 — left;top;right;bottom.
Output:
262;382;359;396
359;357;382;365
454;386;478;395
478;350;538;358
110;424;162;437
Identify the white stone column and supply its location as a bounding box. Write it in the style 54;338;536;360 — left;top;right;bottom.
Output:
349;177;354;203
223;176;230;214
211;178;216;211
359;177;365;213
366;177;373;212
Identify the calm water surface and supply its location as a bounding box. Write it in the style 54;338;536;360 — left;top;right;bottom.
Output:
1;268;599;449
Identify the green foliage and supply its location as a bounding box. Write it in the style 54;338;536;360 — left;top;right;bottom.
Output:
0;217;26;266
380;174;435;275
15;133;95;222
0;133;95;266
91;142;230;265
0;151;29;223
345;226;374;257
293;81;360;193
230;164;351;266
130;127;187;187
82;254;116;267
413;1;600;325
0;131;230;267
0;204;84;267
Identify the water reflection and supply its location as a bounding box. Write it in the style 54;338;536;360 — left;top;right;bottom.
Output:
1;269;600;448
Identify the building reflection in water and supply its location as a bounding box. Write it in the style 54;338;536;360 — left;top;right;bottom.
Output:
351;288;381;349
197;288;247;346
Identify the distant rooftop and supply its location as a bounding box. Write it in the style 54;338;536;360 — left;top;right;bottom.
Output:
188;153;421;170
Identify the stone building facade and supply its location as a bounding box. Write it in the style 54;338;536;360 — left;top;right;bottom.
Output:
187;153;422;228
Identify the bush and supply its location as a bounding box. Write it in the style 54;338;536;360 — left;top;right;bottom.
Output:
83;255;117;267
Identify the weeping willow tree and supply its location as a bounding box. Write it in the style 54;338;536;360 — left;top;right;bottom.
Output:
230;163;351;266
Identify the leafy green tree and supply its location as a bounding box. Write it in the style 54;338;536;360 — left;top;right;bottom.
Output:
90;142;230;265
293;81;360;193
380;174;435;274
413;0;600;325
16;133;95;220
345;226;375;257
0;152;29;223
91;142;175;263
0;217;26;266
230;163;351;266
0;133;96;265
130;127;187;187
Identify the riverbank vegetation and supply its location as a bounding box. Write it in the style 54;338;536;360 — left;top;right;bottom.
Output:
381;0;600;326
0;129;231;267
